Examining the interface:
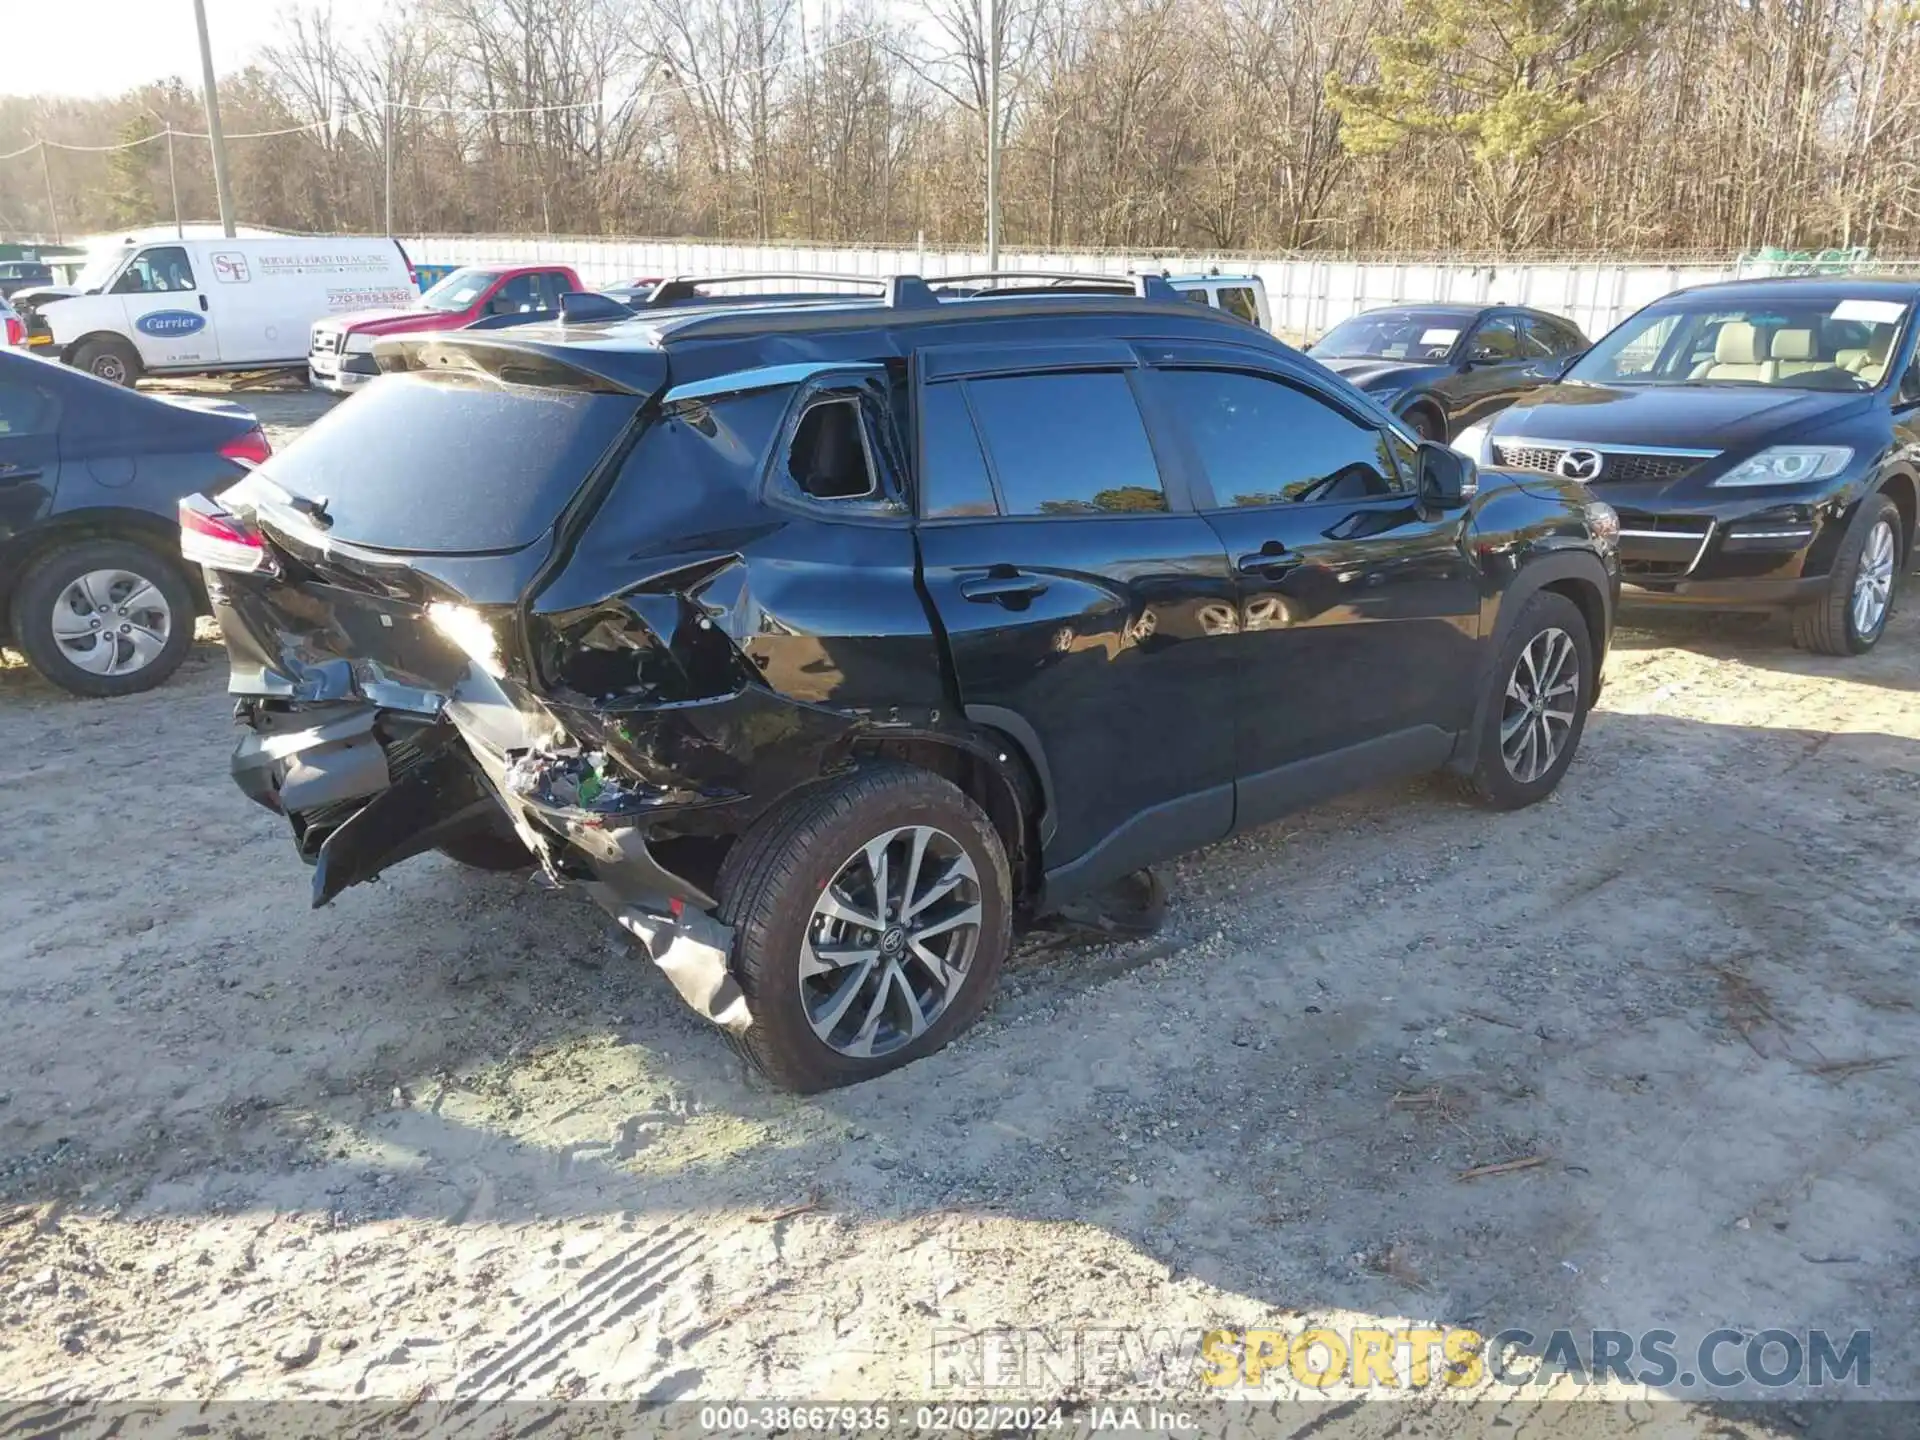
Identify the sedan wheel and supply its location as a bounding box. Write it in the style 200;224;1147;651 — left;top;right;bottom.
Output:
803;825;983;1058
51;568;174;680
10;538;196;697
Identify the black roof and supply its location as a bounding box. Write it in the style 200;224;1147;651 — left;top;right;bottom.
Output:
1659;275;1920;305
382;279;1287;396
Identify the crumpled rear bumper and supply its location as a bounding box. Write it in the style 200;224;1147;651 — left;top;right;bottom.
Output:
229;688;752;1033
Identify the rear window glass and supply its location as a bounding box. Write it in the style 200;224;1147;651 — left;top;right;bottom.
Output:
257;372;639;552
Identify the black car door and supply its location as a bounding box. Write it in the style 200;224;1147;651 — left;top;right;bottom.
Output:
0;362;61;556
1446;313;1547;428
1138;345;1482;830
912;343;1240;902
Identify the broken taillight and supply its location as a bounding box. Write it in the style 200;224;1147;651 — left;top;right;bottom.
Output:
179;493;268;574
219;427;272;468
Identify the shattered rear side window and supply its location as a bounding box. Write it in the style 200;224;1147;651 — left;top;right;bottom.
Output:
576;386;793;551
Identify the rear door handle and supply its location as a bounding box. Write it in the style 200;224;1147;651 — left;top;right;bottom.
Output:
0;462;38;479
959;569;1049;605
1237;544;1301;578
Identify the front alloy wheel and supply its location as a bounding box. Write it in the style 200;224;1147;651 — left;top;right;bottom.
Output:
1851;516;1896;639
1794;495;1902;656
803;825;983;1058
1465;589;1594;810
1500;626;1579;784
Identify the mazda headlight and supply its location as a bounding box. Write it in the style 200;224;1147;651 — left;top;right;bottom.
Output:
1711;446;1852;487
1584;501;1620;554
1452;419;1493;464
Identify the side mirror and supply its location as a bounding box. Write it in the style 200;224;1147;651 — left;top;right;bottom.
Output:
1418;441;1478;507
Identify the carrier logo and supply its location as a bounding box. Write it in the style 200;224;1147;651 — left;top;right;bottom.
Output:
135;310;206;338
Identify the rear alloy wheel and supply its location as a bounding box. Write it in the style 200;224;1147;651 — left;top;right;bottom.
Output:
10;538;194;697
717;764;1011;1092
1794;496;1901;656
1466;590;1594;810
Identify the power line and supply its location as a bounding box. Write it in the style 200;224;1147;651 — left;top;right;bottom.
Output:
0;24;886;159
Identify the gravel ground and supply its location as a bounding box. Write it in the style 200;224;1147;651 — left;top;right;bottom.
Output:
2;389;1917;1429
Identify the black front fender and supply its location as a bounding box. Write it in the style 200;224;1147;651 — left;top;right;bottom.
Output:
1450;546;1618;772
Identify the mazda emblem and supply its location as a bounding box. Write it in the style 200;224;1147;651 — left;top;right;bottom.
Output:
1556;448;1604;481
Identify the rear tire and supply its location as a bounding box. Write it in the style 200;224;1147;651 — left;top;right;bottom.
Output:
1465;590;1594;810
1793;495;1900;656
715;764;1012;1092
10;538;194;697
72;337;143;387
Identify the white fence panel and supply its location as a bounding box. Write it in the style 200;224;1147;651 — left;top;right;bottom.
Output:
403;234;1777;338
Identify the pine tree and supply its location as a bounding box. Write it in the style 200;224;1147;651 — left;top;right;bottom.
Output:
1328;0;1668;250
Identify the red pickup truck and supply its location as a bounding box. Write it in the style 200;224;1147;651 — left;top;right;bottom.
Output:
308;263;583;393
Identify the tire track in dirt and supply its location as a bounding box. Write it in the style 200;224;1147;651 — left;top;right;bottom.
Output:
449;1220;706;1402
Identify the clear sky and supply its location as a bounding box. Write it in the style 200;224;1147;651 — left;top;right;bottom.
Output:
11;0;367;99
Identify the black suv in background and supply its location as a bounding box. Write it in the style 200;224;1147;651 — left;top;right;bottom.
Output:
185;273;1620;1091
1308;303;1588;442
0;262;54;300
1455;277;1920;654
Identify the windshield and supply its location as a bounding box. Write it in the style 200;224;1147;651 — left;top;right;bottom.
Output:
417;268;499;312
1571;297;1910;391
72;247;134;294
1313;310;1470;361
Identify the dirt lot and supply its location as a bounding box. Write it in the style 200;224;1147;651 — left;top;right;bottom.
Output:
2;390;1917;1427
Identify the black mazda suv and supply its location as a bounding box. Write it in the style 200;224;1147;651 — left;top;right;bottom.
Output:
184;273;1620;1091
1456;277;1920;654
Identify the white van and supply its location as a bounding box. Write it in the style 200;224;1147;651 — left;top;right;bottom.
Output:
1167;273;1273;331
29;236;414;386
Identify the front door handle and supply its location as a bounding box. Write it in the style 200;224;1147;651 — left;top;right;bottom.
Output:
960;568;1049;605
1237;543;1301;579
199;294;209;311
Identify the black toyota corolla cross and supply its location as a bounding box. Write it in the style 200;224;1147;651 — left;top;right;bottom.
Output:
1456;277;1920;655
182;272;1620;1091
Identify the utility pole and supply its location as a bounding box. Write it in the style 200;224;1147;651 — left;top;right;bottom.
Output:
165;126;183;238
38;142;61;242
985;0;1000;270
192;0;237;237
383;94;394;237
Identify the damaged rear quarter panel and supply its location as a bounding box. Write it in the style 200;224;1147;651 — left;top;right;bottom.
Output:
534;370;951;722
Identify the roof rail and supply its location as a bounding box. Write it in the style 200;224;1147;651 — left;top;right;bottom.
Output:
641;272;893;307
931;269;1181;302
